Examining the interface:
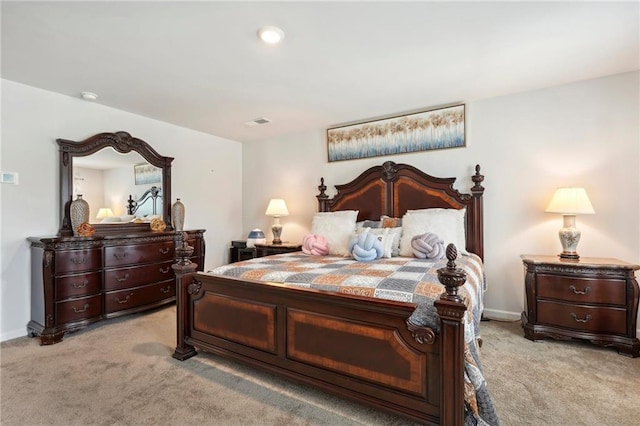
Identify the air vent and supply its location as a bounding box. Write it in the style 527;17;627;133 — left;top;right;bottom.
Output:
244;117;272;126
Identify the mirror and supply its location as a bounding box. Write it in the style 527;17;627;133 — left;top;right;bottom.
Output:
58;131;174;236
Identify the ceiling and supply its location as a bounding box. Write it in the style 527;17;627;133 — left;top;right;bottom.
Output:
2;1;638;143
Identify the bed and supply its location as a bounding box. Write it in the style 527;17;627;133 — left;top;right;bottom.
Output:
172;161;496;425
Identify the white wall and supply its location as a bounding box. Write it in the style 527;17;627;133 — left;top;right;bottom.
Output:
0;79;243;341
242;71;640;328
73;166;105;222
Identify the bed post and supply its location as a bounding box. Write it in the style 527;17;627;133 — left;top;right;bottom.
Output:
470;164;485;260
172;233;198;361
316;177;329;212
435;244;467;426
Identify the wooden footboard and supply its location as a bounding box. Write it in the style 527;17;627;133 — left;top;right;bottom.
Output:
172;246;467;425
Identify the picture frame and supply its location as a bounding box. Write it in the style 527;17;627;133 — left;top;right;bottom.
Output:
134;163;162;185
327;104;465;162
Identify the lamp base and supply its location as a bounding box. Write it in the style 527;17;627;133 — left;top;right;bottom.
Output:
557;215;581;260
271;223;283;245
558;252;580;260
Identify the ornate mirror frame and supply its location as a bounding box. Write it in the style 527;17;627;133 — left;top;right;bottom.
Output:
57;131;174;236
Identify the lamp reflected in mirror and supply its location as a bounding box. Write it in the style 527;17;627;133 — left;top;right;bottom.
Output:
96;207;115;223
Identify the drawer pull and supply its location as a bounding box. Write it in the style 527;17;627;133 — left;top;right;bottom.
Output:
70;257;87;265
115;293;134;304
114;253;128;260
159;267;170;274
116;273;130;282
569;285;590;295
72;280;88;289
72;303;90;313
160;286;171;294
571;313;592;323
159;247;170;254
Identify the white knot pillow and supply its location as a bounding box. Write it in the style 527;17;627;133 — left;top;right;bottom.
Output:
411;232;446;259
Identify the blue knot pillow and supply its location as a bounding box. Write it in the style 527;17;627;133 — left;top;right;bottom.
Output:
348;231;384;262
411;233;446;259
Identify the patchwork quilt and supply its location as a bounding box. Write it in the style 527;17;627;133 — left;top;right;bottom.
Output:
207;252;499;425
209;252;485;337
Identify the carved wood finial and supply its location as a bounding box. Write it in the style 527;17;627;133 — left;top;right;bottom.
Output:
317;177;327;198
437;243;467;303
471;164;484;194
175;232;194;266
316;178;329;212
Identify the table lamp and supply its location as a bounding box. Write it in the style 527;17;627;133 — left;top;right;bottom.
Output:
545;187;594;259
265;199;289;244
96;207;115;222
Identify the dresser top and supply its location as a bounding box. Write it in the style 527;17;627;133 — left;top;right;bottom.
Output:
521;255;640;271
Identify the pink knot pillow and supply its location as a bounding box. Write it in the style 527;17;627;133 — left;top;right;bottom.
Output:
411;233;445;260
302;234;329;256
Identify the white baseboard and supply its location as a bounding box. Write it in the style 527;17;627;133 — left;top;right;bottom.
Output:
482;308;521;322
1;328;27;343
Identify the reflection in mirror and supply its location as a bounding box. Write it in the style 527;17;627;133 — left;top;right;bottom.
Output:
58;131;174;236
127;186;162;217
73;149;162;224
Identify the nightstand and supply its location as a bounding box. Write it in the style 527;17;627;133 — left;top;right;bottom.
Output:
255;242;302;257
229;240;256;263
521;255;640;357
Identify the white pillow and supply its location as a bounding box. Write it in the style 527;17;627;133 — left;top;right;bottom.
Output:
310;210;359;256
355;227;402;258
399;208;467;256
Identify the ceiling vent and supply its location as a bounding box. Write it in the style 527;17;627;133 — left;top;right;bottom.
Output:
244;117;272;126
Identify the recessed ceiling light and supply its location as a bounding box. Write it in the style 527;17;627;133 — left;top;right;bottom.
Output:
81;91;98;101
257;26;285;44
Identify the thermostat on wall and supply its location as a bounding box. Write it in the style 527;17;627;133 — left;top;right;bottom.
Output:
0;171;19;184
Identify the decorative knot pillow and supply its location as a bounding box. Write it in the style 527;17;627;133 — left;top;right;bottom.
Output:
302;234;329;256
348;230;384;262
411;232;445;259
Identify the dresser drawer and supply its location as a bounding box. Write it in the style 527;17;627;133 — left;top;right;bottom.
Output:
104;260;175;291
537;274;626;305
104;280;175;314
56;294;103;324
537;300;627;335
55;249;102;274
55;272;102;300
104;241;175;267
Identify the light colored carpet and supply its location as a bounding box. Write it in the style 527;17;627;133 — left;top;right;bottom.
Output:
1;306;638;425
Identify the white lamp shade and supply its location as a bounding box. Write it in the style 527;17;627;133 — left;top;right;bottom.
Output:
265;199;289;217
545;187;595;215
96;207;115;219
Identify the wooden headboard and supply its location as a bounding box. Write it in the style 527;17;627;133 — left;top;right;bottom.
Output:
316;161;485;259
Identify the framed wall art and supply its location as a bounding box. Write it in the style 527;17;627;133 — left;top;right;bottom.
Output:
327;104;465;162
134;163;162;186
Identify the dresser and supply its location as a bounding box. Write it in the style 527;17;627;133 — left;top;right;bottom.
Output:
29;230;205;345
521;255;639;357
